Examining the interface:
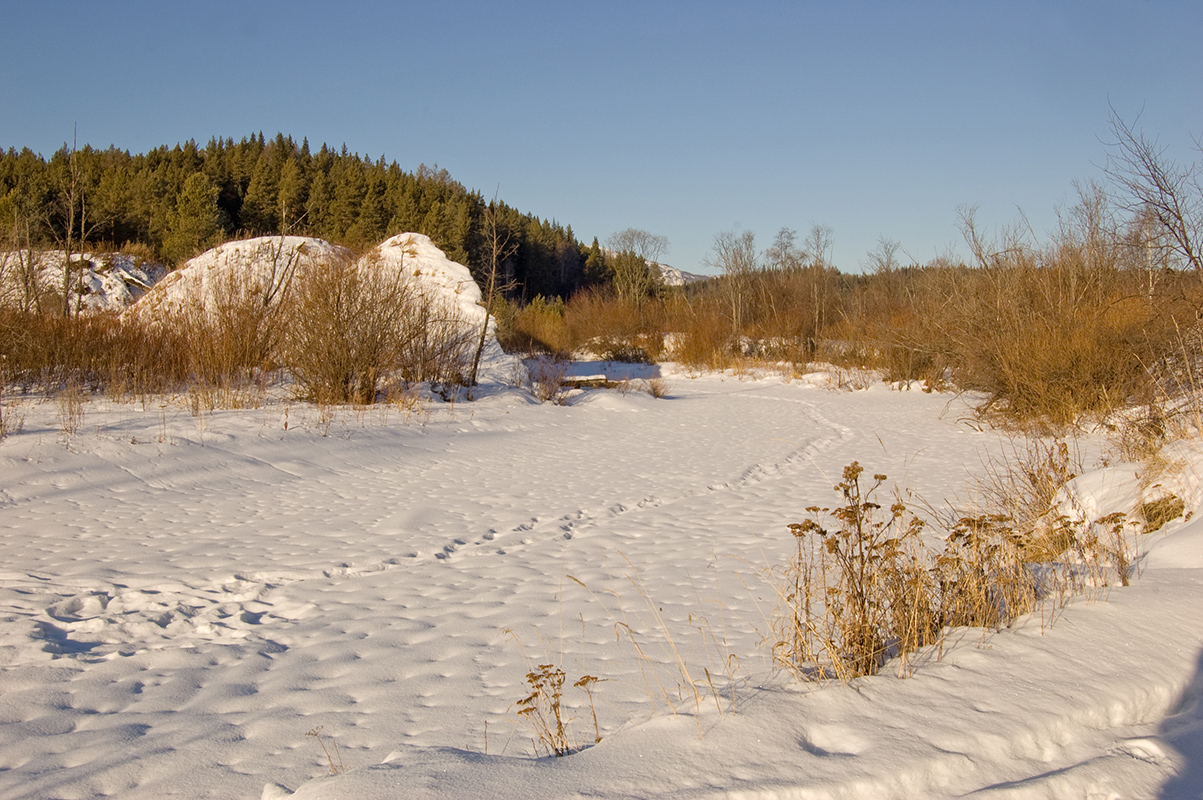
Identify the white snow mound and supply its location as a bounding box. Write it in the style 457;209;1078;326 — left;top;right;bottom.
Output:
370;233;486;330
126;236;351;321
125;233;509;377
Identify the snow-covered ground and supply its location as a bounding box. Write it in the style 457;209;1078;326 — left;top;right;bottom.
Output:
1;365;1201;799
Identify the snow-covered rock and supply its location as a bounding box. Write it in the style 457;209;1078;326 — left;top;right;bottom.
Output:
370;233;485;329
0;249;166;312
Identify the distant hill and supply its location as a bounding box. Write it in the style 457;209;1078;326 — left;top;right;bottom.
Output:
656;263;708;286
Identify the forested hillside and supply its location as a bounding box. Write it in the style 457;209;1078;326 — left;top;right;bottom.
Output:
0;133;605;299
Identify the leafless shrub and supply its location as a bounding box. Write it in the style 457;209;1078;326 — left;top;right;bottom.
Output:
0;355;24;439
566;290;661;362
662;294;736;370
499;296;571;357
57;379;86;436
282;250;417;404
162;239;304;408
396;295;475;386
526;355;567;404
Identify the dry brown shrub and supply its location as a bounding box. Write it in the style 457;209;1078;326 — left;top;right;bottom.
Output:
500;296;571;357
771;463;938;682
280;250;473;404
772;457;1143;685
396;297;475;387
525;355;568;404
172;282;275;408
282;251;416;404
566;290;661;362
661;294;735;370
939;199;1195;427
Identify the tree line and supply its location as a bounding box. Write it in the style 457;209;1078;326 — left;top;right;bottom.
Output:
0;132;613;301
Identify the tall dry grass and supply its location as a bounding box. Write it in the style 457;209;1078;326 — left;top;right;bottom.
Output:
0;307;189;399
770;456;1147;684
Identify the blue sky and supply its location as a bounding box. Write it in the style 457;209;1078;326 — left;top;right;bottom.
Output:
2;1;1200;274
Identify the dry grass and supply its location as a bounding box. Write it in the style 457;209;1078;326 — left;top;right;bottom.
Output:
771;463;937;681
645;377;669;398
565;558;744;738
305;726;345;775
973;438;1081;538
770;455;1153;685
516;663;573;757
56;379;87;436
525;355;568;404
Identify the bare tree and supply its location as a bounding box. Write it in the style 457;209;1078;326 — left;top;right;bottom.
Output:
468;196;517;393
707;230;759;333
608;227;668;265
764;227;803;272
803;224;835;348
606;228;668;309
1105;108;1203;280
865;236;902;274
53;128;100;316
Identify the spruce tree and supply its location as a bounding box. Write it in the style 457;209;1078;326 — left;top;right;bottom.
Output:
240;151;280;233
163;173;223;263
277;156;306;233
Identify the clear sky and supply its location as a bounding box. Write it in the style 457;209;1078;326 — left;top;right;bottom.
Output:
2;1;1200;274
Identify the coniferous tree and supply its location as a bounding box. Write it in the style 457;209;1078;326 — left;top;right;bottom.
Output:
277;156;306;233
240;150;281;233
0;134;601;300
327;159;366;240
164;173;223;263
582;237;609;287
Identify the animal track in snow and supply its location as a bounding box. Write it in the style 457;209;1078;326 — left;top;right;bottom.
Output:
430;411;852;562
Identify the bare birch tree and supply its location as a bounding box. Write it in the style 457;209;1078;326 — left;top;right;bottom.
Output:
1105;108;1203;280
468;197;516;394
